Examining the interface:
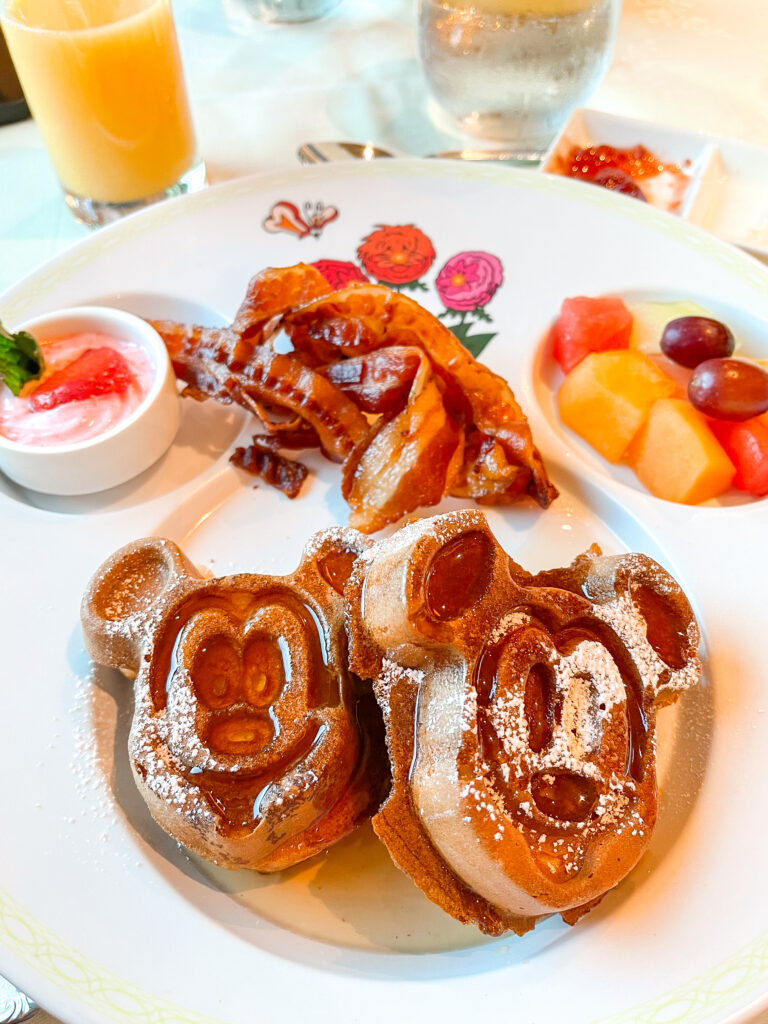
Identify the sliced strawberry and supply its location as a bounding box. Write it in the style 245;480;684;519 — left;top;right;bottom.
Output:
29;347;135;412
551;296;633;374
709;415;768;496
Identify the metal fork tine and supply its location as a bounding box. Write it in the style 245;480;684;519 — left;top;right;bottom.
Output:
0;975;38;1022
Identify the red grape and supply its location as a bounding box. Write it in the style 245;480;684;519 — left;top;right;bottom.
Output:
661;316;735;368
688;358;768;420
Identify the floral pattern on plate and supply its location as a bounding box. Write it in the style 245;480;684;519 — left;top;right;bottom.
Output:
264;209;505;357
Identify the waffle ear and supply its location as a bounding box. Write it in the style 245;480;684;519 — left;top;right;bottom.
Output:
81;538;200;677
536;549;701;706
298;526;371;596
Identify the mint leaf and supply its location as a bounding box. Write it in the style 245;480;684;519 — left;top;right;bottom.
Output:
0;321;45;396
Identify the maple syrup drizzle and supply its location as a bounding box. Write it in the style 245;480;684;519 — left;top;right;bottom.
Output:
524;662;557;754
317;549;358;595
185;680;389;839
150;584;338;713
507;592;649;783
190;632;285;754
475;621;573;827
192;634;288;713
183;721;324;837
530;771;598;822
555;618;647;783
631;583;689;670
473;605;648;825
207;712;275;756
242;635;288;704
474;640;500;705
191;636;243;709
476;709;524;824
140;582;361;835
425;531;493;621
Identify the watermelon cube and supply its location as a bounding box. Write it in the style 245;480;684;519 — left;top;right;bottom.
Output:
550;296;633;374
709;415;768;496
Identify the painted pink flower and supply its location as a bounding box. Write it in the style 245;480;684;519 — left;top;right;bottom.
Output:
311;259;368;289
435;252;503;311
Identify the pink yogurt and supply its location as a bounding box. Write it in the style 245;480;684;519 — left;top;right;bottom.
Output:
0;331;154;447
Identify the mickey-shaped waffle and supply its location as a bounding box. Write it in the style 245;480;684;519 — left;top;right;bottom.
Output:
81;529;388;872
344;510;702;935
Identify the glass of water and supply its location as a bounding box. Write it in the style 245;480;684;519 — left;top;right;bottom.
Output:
250;0;342;21
418;0;622;159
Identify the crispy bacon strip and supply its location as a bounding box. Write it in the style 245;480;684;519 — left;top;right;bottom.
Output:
342;354;462;533
283;285;557;508
228;348;368;463
247;408;322;450
150;321;238;400
450;430;532;503
320;347;422;415
150;320;368;463
151;268;556;526
230;436;308;498
233;263;332;340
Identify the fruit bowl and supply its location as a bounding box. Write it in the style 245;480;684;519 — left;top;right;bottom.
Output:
535;291;768;506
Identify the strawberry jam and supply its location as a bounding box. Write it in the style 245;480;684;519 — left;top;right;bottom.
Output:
555;144;690;211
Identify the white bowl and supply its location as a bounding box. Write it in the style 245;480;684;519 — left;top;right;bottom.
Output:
0;306;180;495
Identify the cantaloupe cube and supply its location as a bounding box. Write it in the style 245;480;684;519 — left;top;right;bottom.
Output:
558;350;677;463
627;398;735;504
646;352;691;397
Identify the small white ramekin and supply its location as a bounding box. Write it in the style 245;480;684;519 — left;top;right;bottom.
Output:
0;306;180;495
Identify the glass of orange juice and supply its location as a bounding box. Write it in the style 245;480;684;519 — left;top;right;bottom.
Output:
1;0;206;227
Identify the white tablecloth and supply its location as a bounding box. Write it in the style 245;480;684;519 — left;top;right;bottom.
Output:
1;1;767;1020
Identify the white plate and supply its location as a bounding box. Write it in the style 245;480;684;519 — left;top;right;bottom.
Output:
1;161;768;1024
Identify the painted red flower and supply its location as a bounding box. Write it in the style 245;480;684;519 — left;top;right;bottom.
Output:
357;225;436;286
435;252;503;311
311;259;369;289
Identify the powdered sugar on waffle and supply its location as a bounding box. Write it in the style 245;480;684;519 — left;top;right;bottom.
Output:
359;509;481;572
380;657;424;690
488;611;531;644
166;668;232;772
358;515;442;570
129;668;215;819
96;554;189;644
594;593;700;697
301;525;370;561
461;584;696;854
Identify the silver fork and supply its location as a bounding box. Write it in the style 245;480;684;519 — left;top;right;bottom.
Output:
0;975;37;1022
297;140;537;164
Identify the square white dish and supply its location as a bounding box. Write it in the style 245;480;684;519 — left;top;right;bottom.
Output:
542;108;768;263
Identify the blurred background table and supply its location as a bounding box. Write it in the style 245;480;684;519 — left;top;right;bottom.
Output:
1;0;767;1021
1;0;768;297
